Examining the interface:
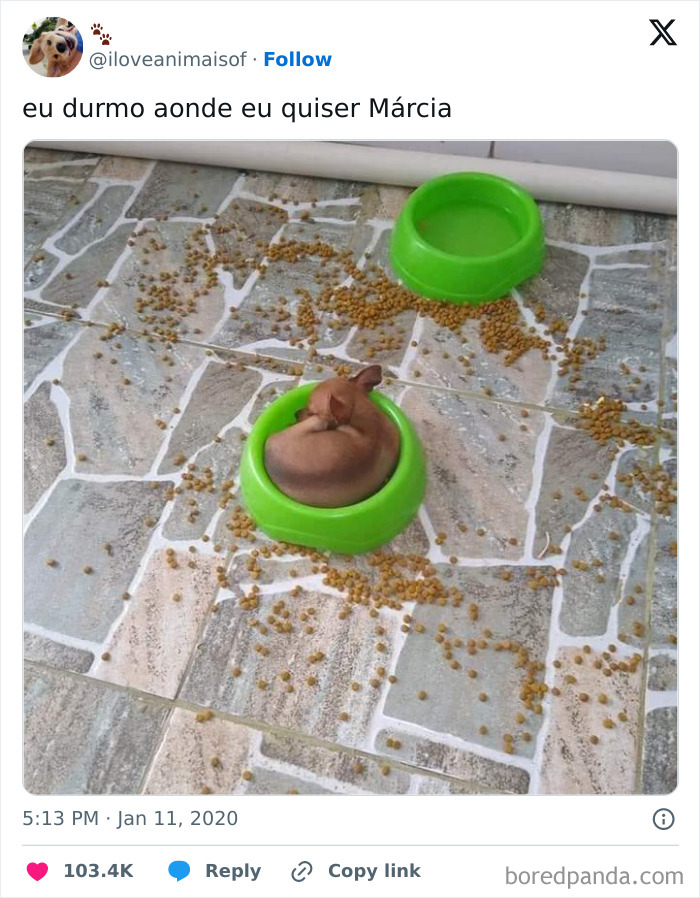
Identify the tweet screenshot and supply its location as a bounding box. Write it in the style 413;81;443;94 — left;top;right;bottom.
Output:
1;1;697;896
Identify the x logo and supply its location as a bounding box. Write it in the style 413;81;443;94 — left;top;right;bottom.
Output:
650;18;677;45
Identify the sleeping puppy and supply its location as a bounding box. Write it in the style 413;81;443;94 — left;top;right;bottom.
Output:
264;365;400;508
28;19;83;77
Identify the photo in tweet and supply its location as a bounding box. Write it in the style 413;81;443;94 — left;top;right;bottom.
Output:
23;139;677;799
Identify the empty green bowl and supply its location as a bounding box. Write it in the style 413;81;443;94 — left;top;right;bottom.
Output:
240;383;426;554
390;172;545;305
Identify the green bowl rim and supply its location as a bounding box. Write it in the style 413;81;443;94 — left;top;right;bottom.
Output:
390;253;539;305
400;171;542;265
243;382;423;518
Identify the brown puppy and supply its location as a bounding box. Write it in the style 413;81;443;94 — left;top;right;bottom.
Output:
29;19;82;77
264;365;400;508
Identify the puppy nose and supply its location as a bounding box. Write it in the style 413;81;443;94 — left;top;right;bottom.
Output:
56;42;66;52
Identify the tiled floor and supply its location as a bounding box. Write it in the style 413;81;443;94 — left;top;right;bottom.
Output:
23;147;677;795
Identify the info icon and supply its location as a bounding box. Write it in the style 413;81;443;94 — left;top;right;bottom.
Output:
652;808;675;830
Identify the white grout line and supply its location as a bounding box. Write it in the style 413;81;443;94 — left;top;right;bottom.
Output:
362;606;416;753
246;733;379;796
645;690;678;711
649;646;677;659
546;239;667;256
24;622;103;655
523;414;555;561
23;385;79;533
396;316;425;381
237;190;362;209
25;176;91;184
375;716;534;774
25;157;102;169
147;357;212;476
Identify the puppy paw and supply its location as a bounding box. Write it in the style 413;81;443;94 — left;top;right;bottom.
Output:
91;23;103;35
101;34;112;45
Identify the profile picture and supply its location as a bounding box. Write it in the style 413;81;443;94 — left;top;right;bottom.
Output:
24;17;83;77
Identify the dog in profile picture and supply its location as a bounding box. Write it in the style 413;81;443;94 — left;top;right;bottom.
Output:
26;18;83;77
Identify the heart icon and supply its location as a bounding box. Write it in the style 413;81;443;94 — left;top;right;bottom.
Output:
27;863;48;881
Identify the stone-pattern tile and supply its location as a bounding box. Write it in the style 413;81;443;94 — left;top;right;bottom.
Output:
539;647;643;794
385;567;554;757
24;383;66;513
650;476;677;649
24;178;98;263
539;203;676;247
209;198;288;289
596;247;667;266
143;710;410;795
181;590;400;748
91;221;227;341
92;155;152;180
126;161;240;219
162;429;245;541
25;479;167;641
616;526;654;651
245;377;301;432
24;147;100;172
642;707;677;794
372;730;529;794
157;361;262;475
210;220;373;359
240;769;333;795
559;506;645;636
549;266;668;408
648;655;677;691
400;317;552;404
415;776;494;795
24;633;94;673
259;733;411;794
95;550;221;699
42;224;134;308
520;245;590;324
402;387;545;560
357;184;413;222
615;446;659;516
291;203;361;223
55;186;135;255
23;317;81;391
534;423;617;550
243;170;366;204
25;249;60;291
24;665;167;794
60;329;205;475
345;309;417;373
143;708;253;794
23;149;677;797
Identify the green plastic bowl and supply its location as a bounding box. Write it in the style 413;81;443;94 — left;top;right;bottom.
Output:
240;383;426;554
390;172;545;305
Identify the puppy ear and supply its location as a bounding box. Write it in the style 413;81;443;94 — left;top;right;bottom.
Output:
28;39;45;64
315;390;350;425
329;394;350;425
56;18;69;28
351;365;383;392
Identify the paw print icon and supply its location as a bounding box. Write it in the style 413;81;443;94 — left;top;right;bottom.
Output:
101;33;112;45
91;23;102;35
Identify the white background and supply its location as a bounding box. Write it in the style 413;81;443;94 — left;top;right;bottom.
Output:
1;2;698;897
